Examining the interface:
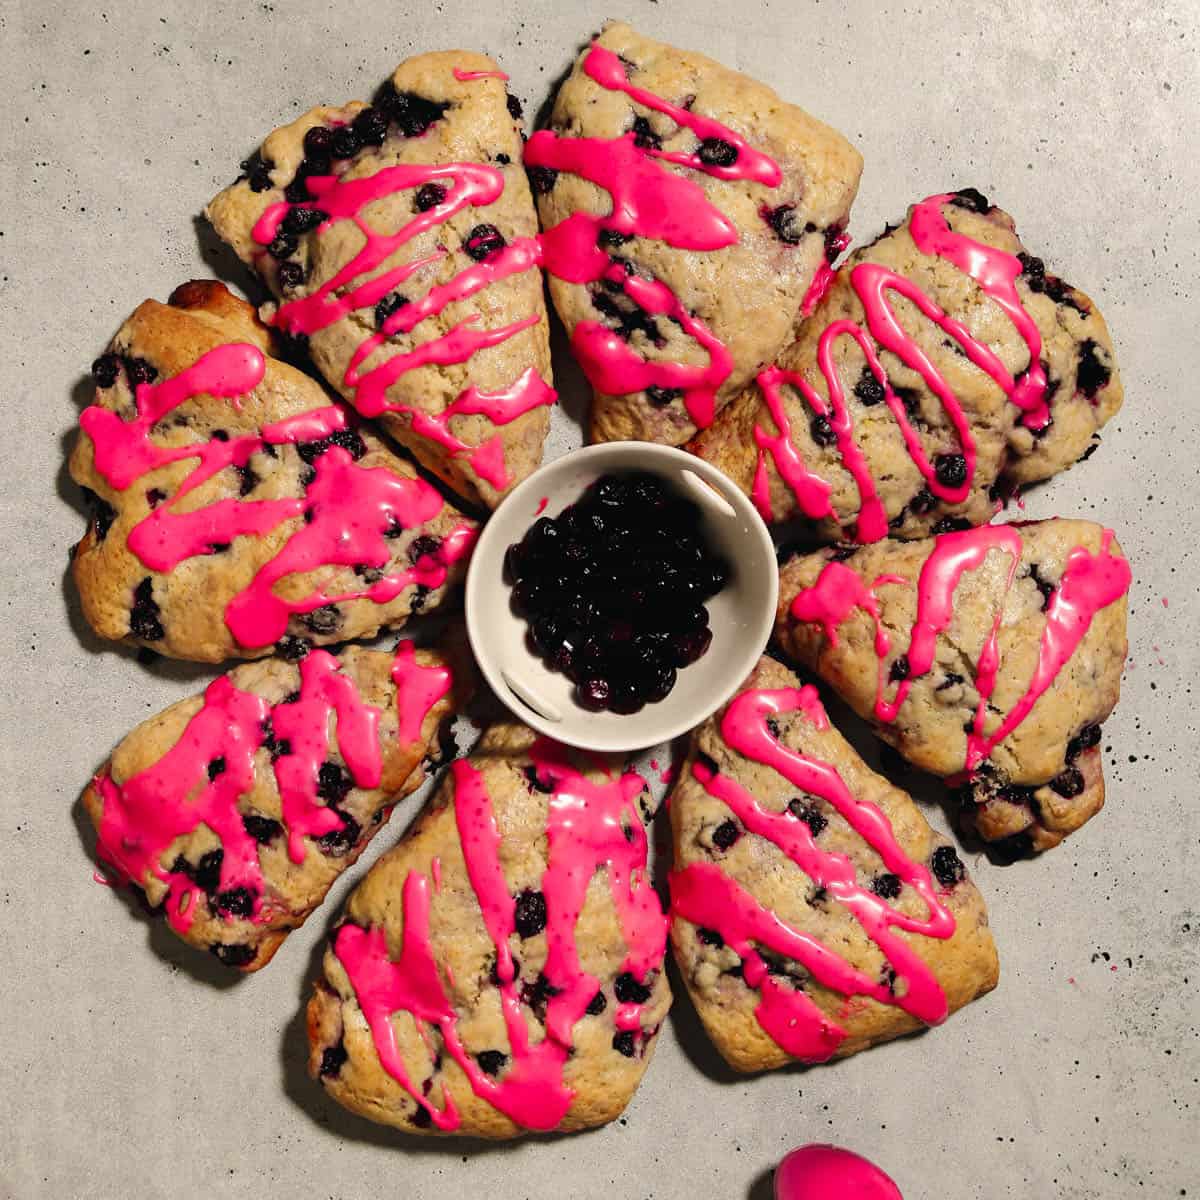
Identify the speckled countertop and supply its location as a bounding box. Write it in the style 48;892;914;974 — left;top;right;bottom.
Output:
0;1;1196;1197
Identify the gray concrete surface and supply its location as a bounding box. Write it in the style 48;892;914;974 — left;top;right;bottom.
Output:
1;0;1196;1196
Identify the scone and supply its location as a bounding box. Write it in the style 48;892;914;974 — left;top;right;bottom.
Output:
83;640;468;971
206;52;554;509
691;190;1123;540
775;520;1131;851
527;21;862;446
71;281;476;663
306;724;671;1138
669;656;998;1072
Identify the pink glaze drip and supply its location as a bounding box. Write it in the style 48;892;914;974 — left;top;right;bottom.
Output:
524;42;783;429
93;642;448;929
669;686;954;1062
800;231;851;318
752;193;1056;537
253;159;554;489
80;344;468;649
775;1144;903;1200
452;68;510;81
534;496;549;516
334;740;668;1131
788;525;1131;773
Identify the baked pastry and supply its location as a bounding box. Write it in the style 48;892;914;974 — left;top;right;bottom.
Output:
83;639;468;971
775;520;1131;851
306;724;671;1138
206;52;554;509
71;281;476;663
691;190;1123;540
527;21;862;447
669;655;998;1072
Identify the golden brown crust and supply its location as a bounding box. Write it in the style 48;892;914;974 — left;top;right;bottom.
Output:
70;281;475;663
775;520;1129;850
83;641;472;971
307;723;671;1138
205;52;553;509
690;197;1123;538
537;20;862;446
669;656;998;1072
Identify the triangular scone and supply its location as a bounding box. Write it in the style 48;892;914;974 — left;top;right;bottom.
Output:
206;52;554;509
529;21;862;447
82;640;469;971
306;723;671;1139
775;520;1131;852
669;655;998;1073
691;191;1123;541
71;281;477;663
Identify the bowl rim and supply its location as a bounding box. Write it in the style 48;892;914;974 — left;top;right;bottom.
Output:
464;441;779;753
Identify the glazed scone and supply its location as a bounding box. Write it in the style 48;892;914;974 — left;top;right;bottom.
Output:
527;21;862;447
206;52;554;509
71;281;476;663
83;640;469;971
775;520;1131;852
307;724;671;1138
691;190;1123;540
669;656;998;1072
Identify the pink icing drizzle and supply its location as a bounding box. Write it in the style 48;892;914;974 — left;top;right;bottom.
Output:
775;1144;903;1200
752;193;1055;536
94;644;451;931
252;156;554;491
334;739;668;1131
452;68;510;82
80;344;472;649
669;686;955;1062
524;43;783;429
787;525;1131;772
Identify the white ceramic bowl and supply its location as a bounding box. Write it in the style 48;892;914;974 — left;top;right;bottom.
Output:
465;442;778;752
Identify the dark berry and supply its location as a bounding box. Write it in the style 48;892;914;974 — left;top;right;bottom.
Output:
810;414;836;447
597;227;633;248
697;138;738;168
281;206;327;236
268;231;298;260
697;927;724;947
1017;252;1046;291
303;126;334;158
129;577;164;641
578;677;612;710
317;761;353;804
410;1104;432;1129
614;972;652;1005
125;357;158;386
1051;766;1085;798
81;488;117;540
410;584;431;613
788;800;827;837
301;604;341;635
1027;563;1056;609
505;93;523;120
629;116;660;151
330;126;361;159
213;887;255;918
464;223;506;261
934;453;968;489
207;757;226;781
933;516;972;534
527;166;558;194
854;366;885;406
276;261;304;291
210;942;256;968
275;635;311;662
375;291;408;330
871;873;902;900
319;1042;348;1078
91;353;121;388
284;176;311;204
1076;338;1111;397
408;535;442;564
930;845;965;888
910;487;937;515
514;889;547;938
352;106;388;146
316;813;360;857
414;182;446;211
612;1031;636;1058
495;153;510;165
379;88;450;138
764;204;808;245
586;991;607;1015
711;820;740;851
670;626;712;667
645;385;682;408
243;814;282;844
476;1050;507;1077
949;188;990;213
1067;723;1102;761
889;655;911;682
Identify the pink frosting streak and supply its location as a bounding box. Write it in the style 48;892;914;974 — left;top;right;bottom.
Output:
753;192;1056;536
775;1144;903;1200
94;644;450;931
334;739;668;1131
669;686;955;1062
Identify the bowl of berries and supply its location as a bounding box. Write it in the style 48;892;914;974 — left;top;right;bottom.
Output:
465;441;778;752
